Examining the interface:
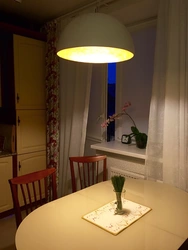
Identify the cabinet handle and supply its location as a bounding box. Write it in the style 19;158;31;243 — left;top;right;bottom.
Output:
18;162;21;171
17;116;21;126
17;93;20;103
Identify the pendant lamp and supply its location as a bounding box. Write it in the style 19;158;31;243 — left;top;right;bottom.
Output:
57;12;134;63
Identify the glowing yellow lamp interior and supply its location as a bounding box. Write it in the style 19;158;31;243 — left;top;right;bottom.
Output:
57;46;134;63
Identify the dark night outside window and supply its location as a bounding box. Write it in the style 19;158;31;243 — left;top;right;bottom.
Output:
107;63;116;141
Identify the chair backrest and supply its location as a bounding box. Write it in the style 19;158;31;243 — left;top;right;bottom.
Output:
9;167;57;228
69;155;107;192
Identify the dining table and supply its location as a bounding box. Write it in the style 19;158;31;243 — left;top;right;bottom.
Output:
15;178;188;250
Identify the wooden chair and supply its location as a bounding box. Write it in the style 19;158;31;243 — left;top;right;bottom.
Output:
69;155;107;192
9;167;57;228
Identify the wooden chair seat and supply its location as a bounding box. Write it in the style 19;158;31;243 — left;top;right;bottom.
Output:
9;167;57;228
69;155;107;192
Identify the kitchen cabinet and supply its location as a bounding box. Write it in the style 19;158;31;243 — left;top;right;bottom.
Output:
14;34;47;175
14;35;47;207
16;110;46;154
14;34;46;110
17;151;46;176
17;151;46;206
0;156;13;213
0;30;47;216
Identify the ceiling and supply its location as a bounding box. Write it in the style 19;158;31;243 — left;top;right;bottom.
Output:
0;0;160;29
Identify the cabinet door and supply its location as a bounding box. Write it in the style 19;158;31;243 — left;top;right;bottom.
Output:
17;151;46;206
17;151;46;176
14;35;46;110
16;110;46;154
0;157;13;213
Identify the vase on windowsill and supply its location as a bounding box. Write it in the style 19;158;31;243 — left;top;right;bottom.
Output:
131;126;148;149
135;133;148;149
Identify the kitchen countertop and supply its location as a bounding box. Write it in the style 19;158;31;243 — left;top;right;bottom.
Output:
0;151;16;158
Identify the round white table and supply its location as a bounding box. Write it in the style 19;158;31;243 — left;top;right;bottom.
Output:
15;179;188;250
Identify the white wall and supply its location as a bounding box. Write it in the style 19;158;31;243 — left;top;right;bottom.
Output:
116;21;156;140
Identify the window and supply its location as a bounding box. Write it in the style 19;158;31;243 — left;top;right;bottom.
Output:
107;63;116;141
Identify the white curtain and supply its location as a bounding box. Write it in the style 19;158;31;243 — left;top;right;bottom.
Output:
145;0;188;191
58;60;92;196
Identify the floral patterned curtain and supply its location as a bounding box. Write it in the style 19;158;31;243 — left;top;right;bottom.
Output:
43;20;60;187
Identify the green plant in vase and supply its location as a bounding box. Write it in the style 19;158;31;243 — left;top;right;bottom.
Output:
130;126;148;149
111;175;125;215
101;101;148;149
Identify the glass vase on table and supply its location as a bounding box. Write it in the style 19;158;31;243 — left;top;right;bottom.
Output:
114;189;126;215
111;175;126;215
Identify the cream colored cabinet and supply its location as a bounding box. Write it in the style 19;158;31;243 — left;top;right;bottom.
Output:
16;110;46;154
14;35;46;110
17;151;46;205
14;35;47;204
17;151;46;176
0;156;13;213
0;35;47;215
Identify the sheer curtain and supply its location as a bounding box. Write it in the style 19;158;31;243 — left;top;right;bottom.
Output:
145;0;188;191
58;59;92;196
44;16;93;197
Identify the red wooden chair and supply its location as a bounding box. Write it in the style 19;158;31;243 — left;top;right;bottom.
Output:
69;155;107;192
9;167;57;228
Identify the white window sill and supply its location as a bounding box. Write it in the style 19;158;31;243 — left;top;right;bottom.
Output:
91;140;146;160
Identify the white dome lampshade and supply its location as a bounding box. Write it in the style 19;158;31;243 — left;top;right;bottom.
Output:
57;13;135;63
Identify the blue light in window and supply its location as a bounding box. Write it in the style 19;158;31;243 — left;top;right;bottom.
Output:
108;63;116;84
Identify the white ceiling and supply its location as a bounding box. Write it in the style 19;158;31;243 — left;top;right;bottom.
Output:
0;0;160;27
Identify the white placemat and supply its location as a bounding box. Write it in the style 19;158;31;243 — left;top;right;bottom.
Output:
82;199;151;235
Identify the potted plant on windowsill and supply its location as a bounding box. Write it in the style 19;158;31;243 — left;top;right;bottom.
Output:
129;126;147;149
101;101;148;149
